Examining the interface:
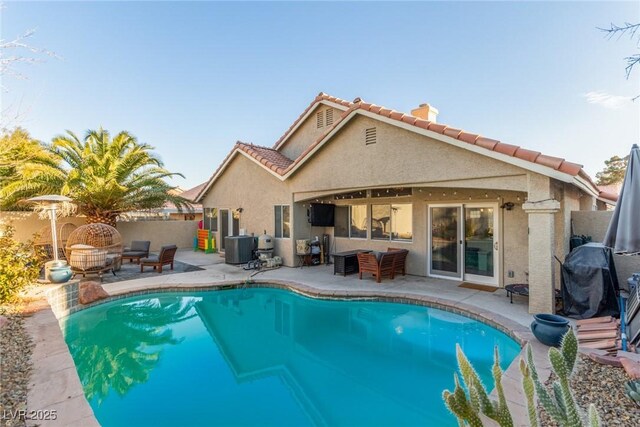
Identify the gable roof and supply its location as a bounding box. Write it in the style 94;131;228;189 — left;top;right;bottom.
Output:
272;92;353;150
196;93;607;202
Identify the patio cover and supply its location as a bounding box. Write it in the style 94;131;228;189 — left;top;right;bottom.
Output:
603;144;640;255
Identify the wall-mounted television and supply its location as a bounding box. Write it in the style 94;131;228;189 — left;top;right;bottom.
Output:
309;203;335;227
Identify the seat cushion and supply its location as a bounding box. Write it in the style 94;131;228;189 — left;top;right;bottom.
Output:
141;256;159;263
123;250;148;257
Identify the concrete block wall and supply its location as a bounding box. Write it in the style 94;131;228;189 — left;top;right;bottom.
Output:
571;210;640;290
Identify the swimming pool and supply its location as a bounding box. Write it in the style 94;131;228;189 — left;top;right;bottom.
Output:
62;288;520;426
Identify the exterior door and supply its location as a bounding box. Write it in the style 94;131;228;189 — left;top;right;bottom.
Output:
429;205;462;278
428;203;499;285
220;209;230;250
463;204;499;285
219;209;241;251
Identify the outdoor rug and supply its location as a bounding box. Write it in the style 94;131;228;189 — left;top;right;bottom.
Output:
78;260;204;284
458;282;498;292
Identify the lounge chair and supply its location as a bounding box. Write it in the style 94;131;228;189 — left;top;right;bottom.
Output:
388;247;409;276
140;245;178;273
122;240;151;264
357;251;396;283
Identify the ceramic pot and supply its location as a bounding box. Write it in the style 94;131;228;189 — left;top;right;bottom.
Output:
530;313;570;347
48;266;72;283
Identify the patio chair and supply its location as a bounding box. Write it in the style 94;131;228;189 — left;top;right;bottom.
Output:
357;251;396;283
388;248;408;276
68;244;116;281
140;245;178;273
122;240;151;264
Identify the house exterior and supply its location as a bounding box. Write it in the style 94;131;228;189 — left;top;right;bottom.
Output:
195;93;615;314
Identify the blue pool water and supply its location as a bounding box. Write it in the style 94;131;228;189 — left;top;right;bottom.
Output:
62;288;520;426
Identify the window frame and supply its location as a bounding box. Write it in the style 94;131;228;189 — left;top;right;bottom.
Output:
370;203;413;242
274;205;290;239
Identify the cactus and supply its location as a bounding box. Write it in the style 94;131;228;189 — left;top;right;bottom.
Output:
624;380;640;406
442;344;513;426
442;328;601;427
523;329;601;427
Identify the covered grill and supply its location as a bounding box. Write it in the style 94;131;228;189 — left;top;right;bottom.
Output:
560;243;620;319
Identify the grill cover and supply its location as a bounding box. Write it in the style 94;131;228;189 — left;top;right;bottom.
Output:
561;243;620;319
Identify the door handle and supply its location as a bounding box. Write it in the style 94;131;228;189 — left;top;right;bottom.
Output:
494;241;499;251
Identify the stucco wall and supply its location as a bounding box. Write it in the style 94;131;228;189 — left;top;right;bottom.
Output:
0;212;87;243
117;221;198;251
279;105;343;161
572;210;640;289
288;116;528;193
199;154;294;266
0;212;197;252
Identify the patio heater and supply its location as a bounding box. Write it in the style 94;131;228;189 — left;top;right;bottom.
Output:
27;195;73;282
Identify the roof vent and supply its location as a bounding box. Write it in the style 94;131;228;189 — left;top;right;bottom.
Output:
411;103;439;122
365;127;377;145
325;109;334;126
316;111;324;128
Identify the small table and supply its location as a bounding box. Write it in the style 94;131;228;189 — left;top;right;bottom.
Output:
505;283;562;304
332;250;370;276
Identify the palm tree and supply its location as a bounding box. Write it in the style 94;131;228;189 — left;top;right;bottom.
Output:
0;128;190;226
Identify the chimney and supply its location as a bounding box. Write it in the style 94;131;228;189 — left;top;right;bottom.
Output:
411;103;439;122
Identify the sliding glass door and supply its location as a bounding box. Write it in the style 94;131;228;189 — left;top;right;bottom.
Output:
428;203;499;285
429;206;461;278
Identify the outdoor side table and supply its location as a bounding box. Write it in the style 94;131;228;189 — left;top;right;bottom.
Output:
332;250;370;276
505;283;561;304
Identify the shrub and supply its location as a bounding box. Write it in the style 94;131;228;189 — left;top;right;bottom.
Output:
0;225;42;303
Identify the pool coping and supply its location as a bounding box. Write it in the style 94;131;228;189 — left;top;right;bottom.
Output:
28;279;554;426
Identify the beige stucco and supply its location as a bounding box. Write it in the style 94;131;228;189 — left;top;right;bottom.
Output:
288;116;527;193
198;101;608;315
199;153;294;266
279;105;344;161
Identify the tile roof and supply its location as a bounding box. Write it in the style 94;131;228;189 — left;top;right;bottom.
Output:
272;92;353;150
237;143;294;174
180;182;207;203
344;100;585;177
197;93;606;202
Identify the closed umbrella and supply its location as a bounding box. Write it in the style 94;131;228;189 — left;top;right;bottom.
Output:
603;143;640;350
603;144;640;254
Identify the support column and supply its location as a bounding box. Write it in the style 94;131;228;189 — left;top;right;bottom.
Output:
523;199;560;314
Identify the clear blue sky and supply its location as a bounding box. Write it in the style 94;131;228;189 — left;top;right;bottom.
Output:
2;1;639;189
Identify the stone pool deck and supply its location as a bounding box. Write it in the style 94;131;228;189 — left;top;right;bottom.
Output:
25;249;552;426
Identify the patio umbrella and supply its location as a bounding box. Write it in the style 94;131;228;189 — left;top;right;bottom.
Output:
602;143;640;351
603;144;640;254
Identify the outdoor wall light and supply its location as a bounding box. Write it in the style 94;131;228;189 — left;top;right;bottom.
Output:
236;207;243;213
501;202;515;211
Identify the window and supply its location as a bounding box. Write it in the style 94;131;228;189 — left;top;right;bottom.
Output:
335;206;348;238
350;205;367;238
371;204;412;241
391;204;412;241
204;208;218;231
371;187;412;198
316;111;324;128
274;205;290;238
335;205;367;239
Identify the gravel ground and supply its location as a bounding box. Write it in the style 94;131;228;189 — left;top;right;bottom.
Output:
0;309;34;427
539;354;639;426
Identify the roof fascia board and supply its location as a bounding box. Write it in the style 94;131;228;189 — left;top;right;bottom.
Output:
274;100;350;150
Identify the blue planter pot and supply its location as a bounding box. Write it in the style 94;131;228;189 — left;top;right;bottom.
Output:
49;266;72;283
530;313;570;347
